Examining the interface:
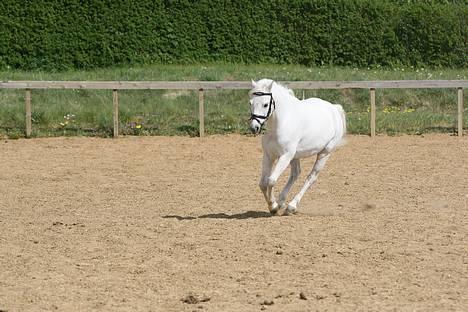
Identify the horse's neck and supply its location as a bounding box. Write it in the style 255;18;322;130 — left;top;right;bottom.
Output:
268;86;297;131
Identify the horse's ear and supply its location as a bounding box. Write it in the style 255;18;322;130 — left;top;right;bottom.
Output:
267;80;274;91
251;79;257;88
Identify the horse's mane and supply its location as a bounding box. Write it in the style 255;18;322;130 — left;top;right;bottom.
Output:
276;82;295;98
253;79;295;98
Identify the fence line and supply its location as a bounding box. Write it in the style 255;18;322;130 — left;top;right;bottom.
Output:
0;80;466;137
1;80;467;90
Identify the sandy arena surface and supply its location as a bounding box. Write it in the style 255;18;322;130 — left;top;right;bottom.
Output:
0;134;467;311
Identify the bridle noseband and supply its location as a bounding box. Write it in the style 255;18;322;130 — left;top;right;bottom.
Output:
249;91;275;126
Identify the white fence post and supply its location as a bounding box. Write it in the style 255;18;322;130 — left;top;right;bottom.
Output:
113;89;119;138
198;89;205;137
458;87;464;137
25;89;32;138
370;88;376;137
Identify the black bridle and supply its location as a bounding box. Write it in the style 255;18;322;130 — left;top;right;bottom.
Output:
249;91;275;126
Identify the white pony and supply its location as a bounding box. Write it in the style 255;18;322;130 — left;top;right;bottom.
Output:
249;79;346;215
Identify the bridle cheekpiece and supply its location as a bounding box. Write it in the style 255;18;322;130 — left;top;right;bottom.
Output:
249;91;275;127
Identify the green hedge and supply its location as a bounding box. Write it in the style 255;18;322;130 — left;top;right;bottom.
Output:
0;0;466;70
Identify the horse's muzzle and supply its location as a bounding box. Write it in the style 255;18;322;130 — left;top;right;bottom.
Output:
249;120;261;134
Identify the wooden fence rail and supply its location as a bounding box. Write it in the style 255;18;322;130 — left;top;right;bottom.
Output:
0;80;466;138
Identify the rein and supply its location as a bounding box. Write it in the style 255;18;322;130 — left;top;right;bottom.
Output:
249;91;276;126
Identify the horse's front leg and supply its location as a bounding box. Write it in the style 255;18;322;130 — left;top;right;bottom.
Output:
266;152;294;214
278;158;301;209
259;152;278;214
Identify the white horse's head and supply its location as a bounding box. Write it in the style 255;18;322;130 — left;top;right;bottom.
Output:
248;79;295;134
248;79;275;134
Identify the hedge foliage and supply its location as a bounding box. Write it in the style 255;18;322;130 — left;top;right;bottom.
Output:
0;0;466;70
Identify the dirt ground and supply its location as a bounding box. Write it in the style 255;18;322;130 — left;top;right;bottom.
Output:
0;134;467;311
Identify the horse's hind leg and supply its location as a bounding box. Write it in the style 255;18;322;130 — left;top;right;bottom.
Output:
278;159;301;210
286;152;330;214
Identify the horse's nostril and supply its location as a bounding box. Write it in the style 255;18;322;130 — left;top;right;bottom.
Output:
250;124;260;134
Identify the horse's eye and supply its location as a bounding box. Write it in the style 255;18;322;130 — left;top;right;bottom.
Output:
263;104;268;108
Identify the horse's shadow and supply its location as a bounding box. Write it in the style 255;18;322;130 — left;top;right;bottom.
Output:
163;210;272;221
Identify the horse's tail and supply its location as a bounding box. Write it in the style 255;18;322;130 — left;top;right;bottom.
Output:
334;104;347;146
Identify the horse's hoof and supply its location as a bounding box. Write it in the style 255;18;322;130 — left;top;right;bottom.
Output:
278;201;287;210
269;208;280;215
284;204;297;216
269;202;279;215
